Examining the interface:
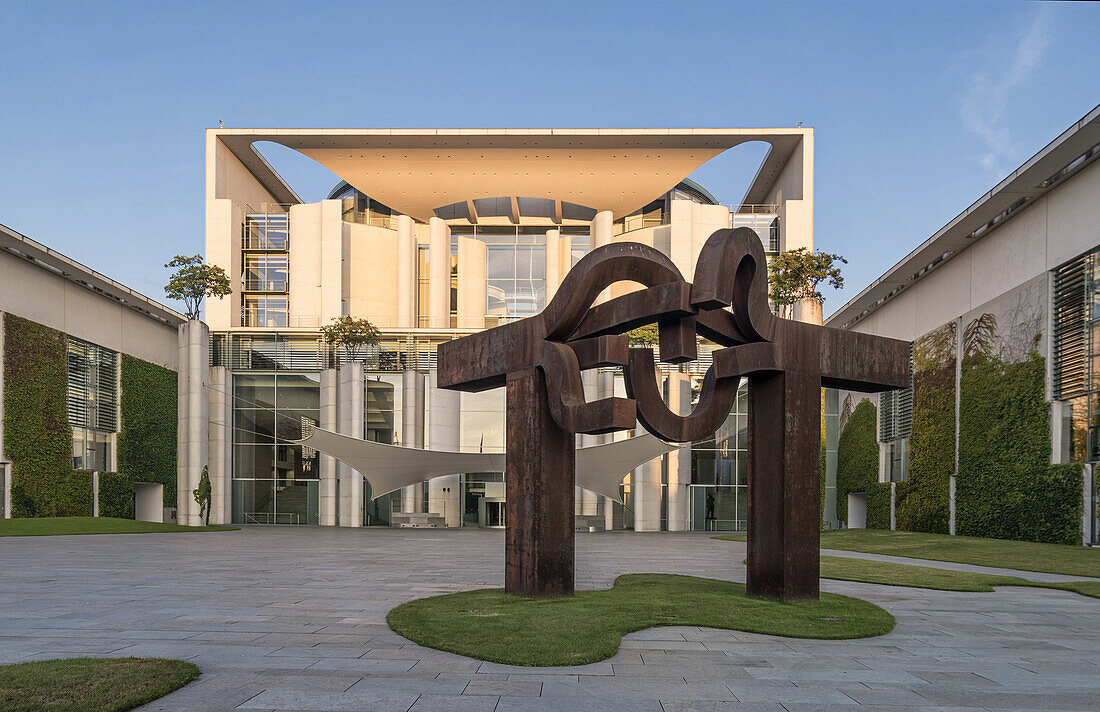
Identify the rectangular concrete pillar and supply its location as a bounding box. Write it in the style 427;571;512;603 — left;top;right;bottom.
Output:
401;369;426;513
428;369;461;526
320;369;338;525
396;216;417;329
506;367;574;597
337;361;365;527
428;218;451;329
208;366;232;525
177;320;210;527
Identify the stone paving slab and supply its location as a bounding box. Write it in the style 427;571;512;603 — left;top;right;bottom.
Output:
0;527;1097;712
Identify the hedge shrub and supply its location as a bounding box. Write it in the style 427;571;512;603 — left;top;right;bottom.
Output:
3;314;74;517
97;471;135;519
835;399;890;529
11;470;93;517
118;355;178;507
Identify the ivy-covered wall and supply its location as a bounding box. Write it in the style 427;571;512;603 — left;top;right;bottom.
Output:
896;322;953;534
3;313;77;517
118;355;178;507
958;344;1080;544
97;471;135;519
836;399;890;529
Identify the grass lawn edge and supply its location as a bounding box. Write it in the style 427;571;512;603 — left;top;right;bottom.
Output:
387;573;895;667
0;657;199;712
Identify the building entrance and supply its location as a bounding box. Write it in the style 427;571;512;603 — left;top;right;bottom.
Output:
462;473;505;528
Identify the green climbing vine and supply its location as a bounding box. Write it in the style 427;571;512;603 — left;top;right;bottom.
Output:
118;354;178;507
835;399;890;529
3;313;76;517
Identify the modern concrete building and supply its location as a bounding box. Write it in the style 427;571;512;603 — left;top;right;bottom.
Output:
0;222;185;520
826;104;1100;545
195;127;816;530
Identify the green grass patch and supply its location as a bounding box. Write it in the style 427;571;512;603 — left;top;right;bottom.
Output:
0;517;237;537
712;529;1100;578
819;556;1100;599
0;657;199;712
387;573;894;667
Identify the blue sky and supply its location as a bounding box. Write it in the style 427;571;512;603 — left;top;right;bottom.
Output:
1;0;1097;316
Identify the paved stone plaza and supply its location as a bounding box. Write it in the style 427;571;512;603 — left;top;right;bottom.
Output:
0;527;1098;712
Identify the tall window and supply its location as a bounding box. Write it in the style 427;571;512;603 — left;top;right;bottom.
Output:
879;386;912;482
67;337;117;471
231;373;320;525
242;212;289;326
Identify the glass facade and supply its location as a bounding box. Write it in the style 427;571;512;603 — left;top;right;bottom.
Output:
231;373;320;524
689;382;749;531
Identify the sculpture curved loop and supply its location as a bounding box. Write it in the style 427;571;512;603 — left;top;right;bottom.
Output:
623;348;740;443
539;341;636;435
540;242;685;341
690;227;776;342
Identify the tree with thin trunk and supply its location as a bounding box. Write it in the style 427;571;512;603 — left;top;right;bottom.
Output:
164;255;232;320
320;315;382;362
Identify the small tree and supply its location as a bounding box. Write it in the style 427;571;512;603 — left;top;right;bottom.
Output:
193;466;211;526
626;324;660;346
164;255;232;320
320;315;381;362
768;247;847;316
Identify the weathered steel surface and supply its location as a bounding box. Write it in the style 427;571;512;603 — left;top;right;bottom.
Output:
505;368;575;596
437;227;912;600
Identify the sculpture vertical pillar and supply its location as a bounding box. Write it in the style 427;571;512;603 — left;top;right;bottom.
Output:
747;364;821;601
506;367;574;597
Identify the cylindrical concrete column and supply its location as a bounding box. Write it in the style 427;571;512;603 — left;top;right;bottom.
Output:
177;320;210;527
545;229;561;302
633;368;664;532
592;210;613;249
428;369;461;526
319;369;338;525
396;215;417;329
208;366;232;525
457;236;486;330
401;370;426;513
665;372;692;531
428;217;451;329
793;297;824;325
337;361;365;526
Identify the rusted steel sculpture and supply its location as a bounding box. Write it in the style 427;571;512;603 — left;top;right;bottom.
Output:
438;228;910;600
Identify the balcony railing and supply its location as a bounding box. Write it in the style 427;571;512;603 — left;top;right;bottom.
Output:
242;279;288;293
341;200;399;230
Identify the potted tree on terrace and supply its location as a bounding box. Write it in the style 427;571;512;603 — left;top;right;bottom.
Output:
767;247;847;324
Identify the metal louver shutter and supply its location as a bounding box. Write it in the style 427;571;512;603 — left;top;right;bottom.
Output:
67;340;90;429
1053;255;1089;399
879;347;913;442
67;336;118;431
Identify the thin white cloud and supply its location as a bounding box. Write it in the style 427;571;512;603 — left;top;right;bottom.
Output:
960;5;1052;175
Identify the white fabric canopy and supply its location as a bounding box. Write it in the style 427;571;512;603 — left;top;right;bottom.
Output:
297;427;677;503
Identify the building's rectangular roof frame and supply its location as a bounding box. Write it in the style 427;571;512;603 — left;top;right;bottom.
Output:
0;222;187;326
827;103;1100;330
209;127;812;221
